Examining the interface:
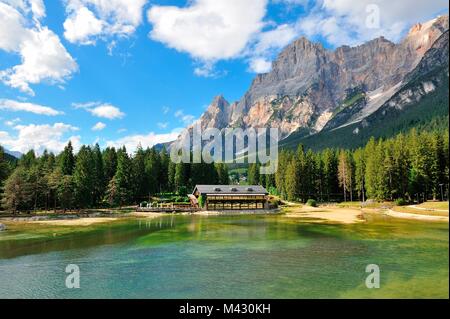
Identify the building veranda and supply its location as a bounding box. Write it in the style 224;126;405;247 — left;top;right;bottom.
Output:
191;185;269;211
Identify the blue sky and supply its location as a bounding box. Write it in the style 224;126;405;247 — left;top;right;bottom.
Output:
0;0;448;154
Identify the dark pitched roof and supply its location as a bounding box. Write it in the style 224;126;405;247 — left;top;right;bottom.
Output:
193;185;268;195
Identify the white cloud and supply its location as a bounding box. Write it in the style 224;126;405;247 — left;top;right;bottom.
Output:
157;122;169;129
0;99;63;116
174;109;196;125
148;0;267;74
247;23;298;73
74;101;125;120
92;121;106;131
249;58;272;73
162;106;170;114
63;6;104;45
106;131;179;153
298;0;449;47
89;104;125;119
253;24;298;54
0;122;81;154
63;0;147;45
0;2;77;95
4;117;21;126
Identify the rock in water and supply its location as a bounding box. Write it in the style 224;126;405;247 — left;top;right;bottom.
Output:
0;223;7;231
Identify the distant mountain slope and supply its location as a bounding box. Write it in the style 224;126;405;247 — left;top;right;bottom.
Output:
4;149;22;159
0;146;19;163
281;30;449;150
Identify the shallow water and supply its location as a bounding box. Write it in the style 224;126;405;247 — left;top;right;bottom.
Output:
0;214;448;298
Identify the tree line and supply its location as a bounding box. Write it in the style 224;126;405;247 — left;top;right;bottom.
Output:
0;143;229;213
1;127;448;212
248;128;449;203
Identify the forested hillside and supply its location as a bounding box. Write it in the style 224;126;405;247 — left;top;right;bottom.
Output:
250;128;448;203
0;143;229;212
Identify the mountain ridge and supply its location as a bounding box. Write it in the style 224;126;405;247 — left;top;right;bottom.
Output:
173;14;449;151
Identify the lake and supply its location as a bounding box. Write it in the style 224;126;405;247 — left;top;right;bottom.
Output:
0;214;448;298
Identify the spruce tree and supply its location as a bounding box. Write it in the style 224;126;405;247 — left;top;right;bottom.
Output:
60;141;75;175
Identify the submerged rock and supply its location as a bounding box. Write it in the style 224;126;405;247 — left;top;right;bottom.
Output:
0;223;7;231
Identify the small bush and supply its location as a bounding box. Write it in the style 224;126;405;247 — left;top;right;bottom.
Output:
198;195;206;208
177;186;188;197
306;199;317;207
269;199;279;209
394;198;407;206
140;201;148;207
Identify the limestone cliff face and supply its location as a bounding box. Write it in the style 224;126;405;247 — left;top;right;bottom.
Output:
191;15;449;140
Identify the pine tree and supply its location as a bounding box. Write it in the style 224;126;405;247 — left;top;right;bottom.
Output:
92;144;105;205
145;148;160;195
168;160;176;192
1;167;31;213
216;163;230;185
285;159;300;201
0;146;11;202
73;146;95;208
248;163;260;185
174;162;186;191
159;148;170;192
431;132;446;199
58;175;75;212
353;148;366;201
133;145;148;201
102;147;118;184
322;149;338;202
60;141;75;175
113;147;133;206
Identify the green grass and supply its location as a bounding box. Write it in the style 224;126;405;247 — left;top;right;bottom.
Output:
416;201;449;210
392;206;449;217
332;92;365;116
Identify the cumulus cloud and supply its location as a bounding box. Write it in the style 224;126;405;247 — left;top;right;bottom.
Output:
106;131;179;153
249;58;272;74
297;0;449;47
92;122;106;131
0;122;81;154
73;102;125;120
0;1;78;95
0;99;63;116
175;109;196;126
247;24;298;73
148;0;267;76
63;0;147;45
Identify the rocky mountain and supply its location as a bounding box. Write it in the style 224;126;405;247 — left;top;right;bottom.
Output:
187;14;448;145
281;29;449;150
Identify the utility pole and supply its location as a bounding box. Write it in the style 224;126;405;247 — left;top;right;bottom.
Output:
439;184;444;202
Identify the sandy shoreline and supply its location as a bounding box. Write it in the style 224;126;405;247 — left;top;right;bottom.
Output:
282;206;364;224
31;217;119;226
128;212;166;218
385;209;449;222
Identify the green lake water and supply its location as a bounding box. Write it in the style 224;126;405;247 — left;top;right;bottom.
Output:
0;214;448;299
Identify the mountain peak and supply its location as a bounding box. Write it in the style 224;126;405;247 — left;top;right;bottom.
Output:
211;95;228;107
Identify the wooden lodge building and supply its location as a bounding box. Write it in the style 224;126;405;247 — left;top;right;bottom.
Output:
191;185;269;211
